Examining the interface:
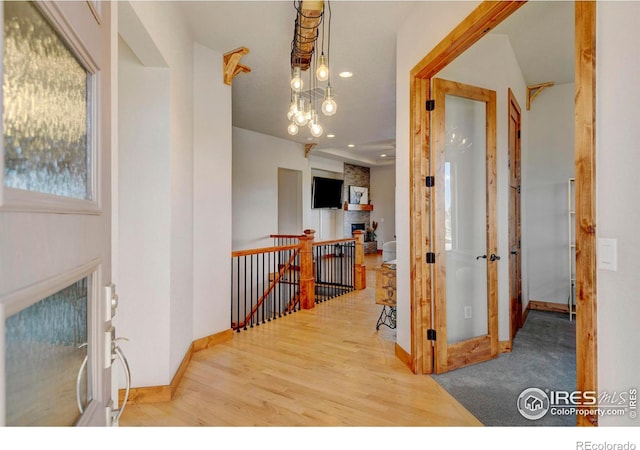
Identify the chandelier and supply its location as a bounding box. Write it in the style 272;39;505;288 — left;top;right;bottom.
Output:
287;0;336;138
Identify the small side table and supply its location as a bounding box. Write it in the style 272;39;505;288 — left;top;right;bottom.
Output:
375;260;397;330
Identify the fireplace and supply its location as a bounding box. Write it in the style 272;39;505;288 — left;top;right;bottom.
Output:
351;223;366;235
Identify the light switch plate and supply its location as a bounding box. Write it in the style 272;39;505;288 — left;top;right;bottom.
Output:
598;238;618;271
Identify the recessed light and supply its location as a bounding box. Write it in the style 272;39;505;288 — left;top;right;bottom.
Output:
327;134;336;138
347;144;355;148
380;154;387;158
339;71;353;78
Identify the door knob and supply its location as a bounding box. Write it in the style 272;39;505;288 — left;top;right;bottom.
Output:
476;255;487;260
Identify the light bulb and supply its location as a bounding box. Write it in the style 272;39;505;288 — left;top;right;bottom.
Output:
308;110;318;128
290;67;303;92
287;122;299;135
310;122;323;137
321;86;337;116
295;110;309;127
316;54;329;81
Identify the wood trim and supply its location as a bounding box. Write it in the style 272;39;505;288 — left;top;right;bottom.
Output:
411;1;526;79
170;343;194;395
409;74;431;375
499;340;513;353
193;329;234;352
528;300;571;314
119;343;193;405
121;385;171;405
447;335;492;370
231;243;299;258
521;301;531;326
120;330;234;405
575;0;597;427
394;343;413;372
344;203;373;211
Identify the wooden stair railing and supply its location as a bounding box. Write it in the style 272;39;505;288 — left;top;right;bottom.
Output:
232;247;301;331
231;229;366;332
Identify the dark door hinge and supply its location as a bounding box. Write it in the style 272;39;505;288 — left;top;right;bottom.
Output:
518;130;521;139
426;252;435;264
426;99;435;111
426;176;435;188
427;329;437;341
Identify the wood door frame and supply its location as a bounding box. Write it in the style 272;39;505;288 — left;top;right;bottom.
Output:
408;0;597;427
508;88;522;341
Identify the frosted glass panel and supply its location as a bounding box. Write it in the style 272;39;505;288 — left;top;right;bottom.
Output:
3;1;91;199
444;94;488;345
5;278;90;426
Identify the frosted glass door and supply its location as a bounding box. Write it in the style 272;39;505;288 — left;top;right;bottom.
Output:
432;78;498;374
1;1;113;427
444;94;488;344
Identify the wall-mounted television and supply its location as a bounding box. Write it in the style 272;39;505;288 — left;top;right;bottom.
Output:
312;176;343;209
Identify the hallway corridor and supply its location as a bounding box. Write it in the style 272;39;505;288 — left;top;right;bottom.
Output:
120;255;481;426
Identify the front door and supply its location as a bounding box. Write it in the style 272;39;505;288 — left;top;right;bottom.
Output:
431;78;498;373
0;1;113;426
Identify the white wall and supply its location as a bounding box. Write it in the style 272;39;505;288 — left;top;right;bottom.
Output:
117;36;171;386
232;127;346;249
395;0;480;353
192;42;232;341
117;1;197;386
370;165;396;249
232;127;310;250
525;82;574;305
597;1;640;426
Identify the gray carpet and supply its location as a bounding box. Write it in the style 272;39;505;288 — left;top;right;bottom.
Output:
432;310;576;426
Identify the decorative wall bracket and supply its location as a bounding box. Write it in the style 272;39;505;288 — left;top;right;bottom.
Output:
223;47;251;85
526;81;554;110
304;143;317;158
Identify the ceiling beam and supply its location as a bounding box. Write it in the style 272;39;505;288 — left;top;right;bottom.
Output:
291;1;324;71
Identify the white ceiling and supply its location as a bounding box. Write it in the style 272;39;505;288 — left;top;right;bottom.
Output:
179;1;574;167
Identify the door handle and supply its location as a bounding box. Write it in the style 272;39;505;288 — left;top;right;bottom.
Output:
111;337;131;426
490;254;501;261
76;343;88;414
476;255;487;260
510;250;518;255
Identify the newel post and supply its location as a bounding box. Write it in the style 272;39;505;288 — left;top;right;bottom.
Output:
299;229;316;309
352;229;366;290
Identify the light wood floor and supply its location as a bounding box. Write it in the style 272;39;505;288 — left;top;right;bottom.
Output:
119;255;482;427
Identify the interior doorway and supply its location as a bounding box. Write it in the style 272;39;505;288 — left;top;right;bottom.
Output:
278;168;303;235
408;1;597;426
